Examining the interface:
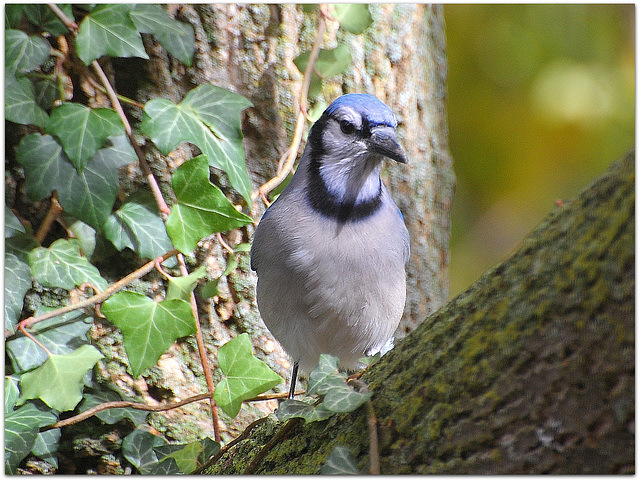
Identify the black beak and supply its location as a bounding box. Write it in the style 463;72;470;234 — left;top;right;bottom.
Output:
367;126;408;164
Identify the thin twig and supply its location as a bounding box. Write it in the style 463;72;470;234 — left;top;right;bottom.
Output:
251;8;327;203
41;388;288;434
367;400;380;474
253;112;305;203
43;392;215;431
154;256;173;280
47;3;77;31
19;324;51;356
243;391;303;403
35;193;63;244
177;253;221;442
216;232;235;255
90;60;170;217
86;75;145;109
15;249;179;332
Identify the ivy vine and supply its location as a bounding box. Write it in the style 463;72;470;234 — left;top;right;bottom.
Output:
5;3;377;475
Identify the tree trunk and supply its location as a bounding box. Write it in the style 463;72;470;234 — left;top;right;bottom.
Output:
204;149;634;474
100;4;453;441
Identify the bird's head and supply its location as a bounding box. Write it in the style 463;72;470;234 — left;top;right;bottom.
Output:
307;93;408;166
301;94;407;222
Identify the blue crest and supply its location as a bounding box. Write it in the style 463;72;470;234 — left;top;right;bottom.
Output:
325;94;397;128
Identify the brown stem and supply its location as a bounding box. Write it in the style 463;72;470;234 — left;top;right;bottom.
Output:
177;253;221;442
243;391;302;403
15;249;179;333
216;232;235;255
43;392;215;431
35;193;63;244
47;4;77;31
86;75;145;109
90;60;170;217
19;324;52;356
42;388;288;433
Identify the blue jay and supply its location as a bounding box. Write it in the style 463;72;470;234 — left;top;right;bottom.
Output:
251;94;409;397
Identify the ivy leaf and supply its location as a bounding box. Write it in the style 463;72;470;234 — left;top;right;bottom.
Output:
33;76;59;112
156;441;203;474
165;155;252;254
197;437;221;467
321;384;372;413
294;45;352;97
5;231;38;333
104;190;174;261
5;205;26;238
145;457;181;475
64;216;97;259
290;354;372;418
200;279;219;299
5;401;58;474
15;133;66;200
276;398;334;423
17;344;104;412
79;388;148;426
331;4;373;34
213;333;283;418
6;377;21;414
5;252;31;334
129;4;195;66
306;354;347;395
45;103;124;172
6;309;92;374
142;85;253;204
122;428;169;474
15;133;121;229
5;74;48;128
166;265;208;301
28;238;108;291
307;355;371;413
76;4;148;65
31;428;61;469
96;134;138;168
6;229;38;262
101;292;196;378
5;29;50;74
320;446;359;475
21;4;74;37
5;5;24;28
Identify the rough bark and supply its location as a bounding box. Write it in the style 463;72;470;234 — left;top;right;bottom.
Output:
204;150;634;474
4;4;451;463
96;4;453;442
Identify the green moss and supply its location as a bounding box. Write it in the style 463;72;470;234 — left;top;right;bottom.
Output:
204;153;633;473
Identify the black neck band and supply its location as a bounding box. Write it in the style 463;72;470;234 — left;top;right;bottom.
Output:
305;116;383;223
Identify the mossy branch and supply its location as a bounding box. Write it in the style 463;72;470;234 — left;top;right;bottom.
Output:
205;149;635;475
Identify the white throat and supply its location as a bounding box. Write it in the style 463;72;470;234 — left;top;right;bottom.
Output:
317;155;382;205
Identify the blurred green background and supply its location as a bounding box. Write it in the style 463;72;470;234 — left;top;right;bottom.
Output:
443;4;635;297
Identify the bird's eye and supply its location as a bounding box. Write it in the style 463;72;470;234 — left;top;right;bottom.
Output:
339;120;356;135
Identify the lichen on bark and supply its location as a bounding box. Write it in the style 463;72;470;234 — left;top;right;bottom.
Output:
205;150;634;474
